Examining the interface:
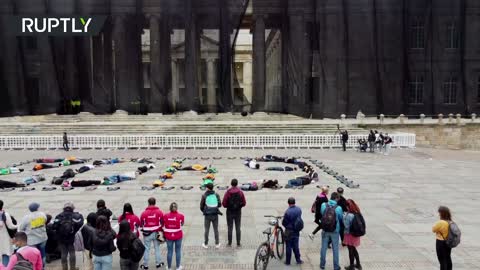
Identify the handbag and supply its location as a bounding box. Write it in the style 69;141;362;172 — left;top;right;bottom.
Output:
156;231;166;244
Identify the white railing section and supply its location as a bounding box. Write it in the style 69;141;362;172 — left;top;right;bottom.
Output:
0;134;416;150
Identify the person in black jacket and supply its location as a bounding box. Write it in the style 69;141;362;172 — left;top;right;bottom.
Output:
309;186;330;240
200;183;222;249
337;187;348;245
341;130;349;151
81;213;98;270
367;130;376;152
96;200;113;220
53;202;84;270
92;216;116;270
117;221;140;270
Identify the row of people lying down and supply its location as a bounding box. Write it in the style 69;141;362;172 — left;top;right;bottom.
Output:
32;158;121;171
244;156;310;170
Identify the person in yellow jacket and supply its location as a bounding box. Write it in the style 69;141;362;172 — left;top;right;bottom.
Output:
432;206;452;270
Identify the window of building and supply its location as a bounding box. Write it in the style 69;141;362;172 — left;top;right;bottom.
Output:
443;77;457;104
408;76;424;104
410;20;425;49
446;22;459;49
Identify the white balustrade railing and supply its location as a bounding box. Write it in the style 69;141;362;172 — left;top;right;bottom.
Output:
0;134;416;150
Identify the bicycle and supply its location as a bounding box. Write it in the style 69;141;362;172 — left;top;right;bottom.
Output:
254;215;285;270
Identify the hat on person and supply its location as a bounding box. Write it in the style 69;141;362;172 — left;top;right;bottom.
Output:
64;202;75;210
337;187;344;194
28;202;40;212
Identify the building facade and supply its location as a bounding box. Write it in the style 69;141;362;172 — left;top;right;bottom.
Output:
1;0;480;118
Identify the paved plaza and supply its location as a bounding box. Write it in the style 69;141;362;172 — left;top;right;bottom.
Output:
0;148;479;270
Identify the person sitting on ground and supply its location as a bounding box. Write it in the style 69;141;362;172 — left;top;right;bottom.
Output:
2;232;43;270
358;139;368;152
244;159;260;169
23;175;45;185
0;179;26;188
76;164;95;174
261;179;281;189
137;164;155;175
96;200;113;220
0;167;24;175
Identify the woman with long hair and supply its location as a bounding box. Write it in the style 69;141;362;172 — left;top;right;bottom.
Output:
343;199;363;270
118;203;141;237
163;202;185;270
117;220;140;270
432;206;453;270
92;216;116;270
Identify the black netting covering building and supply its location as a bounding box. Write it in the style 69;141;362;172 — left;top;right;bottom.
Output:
1;0;479;118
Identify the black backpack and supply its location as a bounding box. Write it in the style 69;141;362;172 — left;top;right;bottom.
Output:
130;237;146;263
13;252;33;270
350;213;366;237
57;216;74;239
227;192;243;210
321;205;338;232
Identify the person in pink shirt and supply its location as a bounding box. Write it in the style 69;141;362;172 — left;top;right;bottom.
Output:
140;198;164;269
118;203;141;237
162;202;185;270
1;232;42;270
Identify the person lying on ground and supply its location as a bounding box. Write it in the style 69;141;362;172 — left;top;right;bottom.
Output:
75;164;95;173
265;166;297;171
70;179;103;187
240;181;259;191
33;164;60;171
287;176;314;187
51;169;76;185
284;158;308;169
261;179;281;189
0;179;26;188
137;164;155;175
131;158;154;164
35;158;64;163
256;155;286;162
103;172;137;185
65;157;86;165
160;172;174;179
244;159;260;169
92;158;123;166
0;167;24;175
23;175;46;185
178;164;207;171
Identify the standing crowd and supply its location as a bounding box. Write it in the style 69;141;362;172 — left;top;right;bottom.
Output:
0;180;459;270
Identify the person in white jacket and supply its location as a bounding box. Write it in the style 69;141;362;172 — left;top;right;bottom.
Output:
0;200;18;267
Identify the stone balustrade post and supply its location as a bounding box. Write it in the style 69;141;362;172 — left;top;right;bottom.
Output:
438;114;444;125
379;114;384;124
340;114;346;125
399;114;406;124
456;114;462;125
420;114;425;124
448;113;454;123
472;113;477;122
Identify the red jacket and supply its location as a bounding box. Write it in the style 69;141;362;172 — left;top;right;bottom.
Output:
118;212;141;237
140;206;163;232
222;187;246;209
162;211;185;241
1;246;42;270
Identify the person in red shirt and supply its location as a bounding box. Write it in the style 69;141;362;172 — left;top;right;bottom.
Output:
1;232;42;270
162;202;185;270
140;198;164;269
118;203;141;237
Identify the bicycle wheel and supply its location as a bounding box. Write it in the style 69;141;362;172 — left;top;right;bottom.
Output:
254;242;270;270
276;227;285;259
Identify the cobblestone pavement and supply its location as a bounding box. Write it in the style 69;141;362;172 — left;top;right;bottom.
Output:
0;148;479;270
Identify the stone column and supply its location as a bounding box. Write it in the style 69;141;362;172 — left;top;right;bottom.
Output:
149;15;172;113
243;60;253;104
184;0;200;111
171;59;179;112
252;15;266;112
206;58;217;112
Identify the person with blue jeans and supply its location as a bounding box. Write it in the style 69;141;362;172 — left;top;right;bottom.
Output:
163;202;185;270
140;197;164;269
320;192;344;270
281;197;304;265
92;216;116;270
18;202;48;269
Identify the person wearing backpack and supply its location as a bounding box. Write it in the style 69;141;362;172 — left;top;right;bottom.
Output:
81;213;98;270
432;206;455;270
118;203;141;237
139;198;164;269
343;199;364;270
200;183;222;249
92;216;116;270
162;202;185;270
1;232;42;270
222;179;246;247
309;186;329;240
53;202;84;270
336;188;348;244
117;221;141;270
19;203;47;268
320;192;344;270
1;200;18;267
281;197;304;266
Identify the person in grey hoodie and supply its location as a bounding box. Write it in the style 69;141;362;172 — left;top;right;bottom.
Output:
19;202;48;269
